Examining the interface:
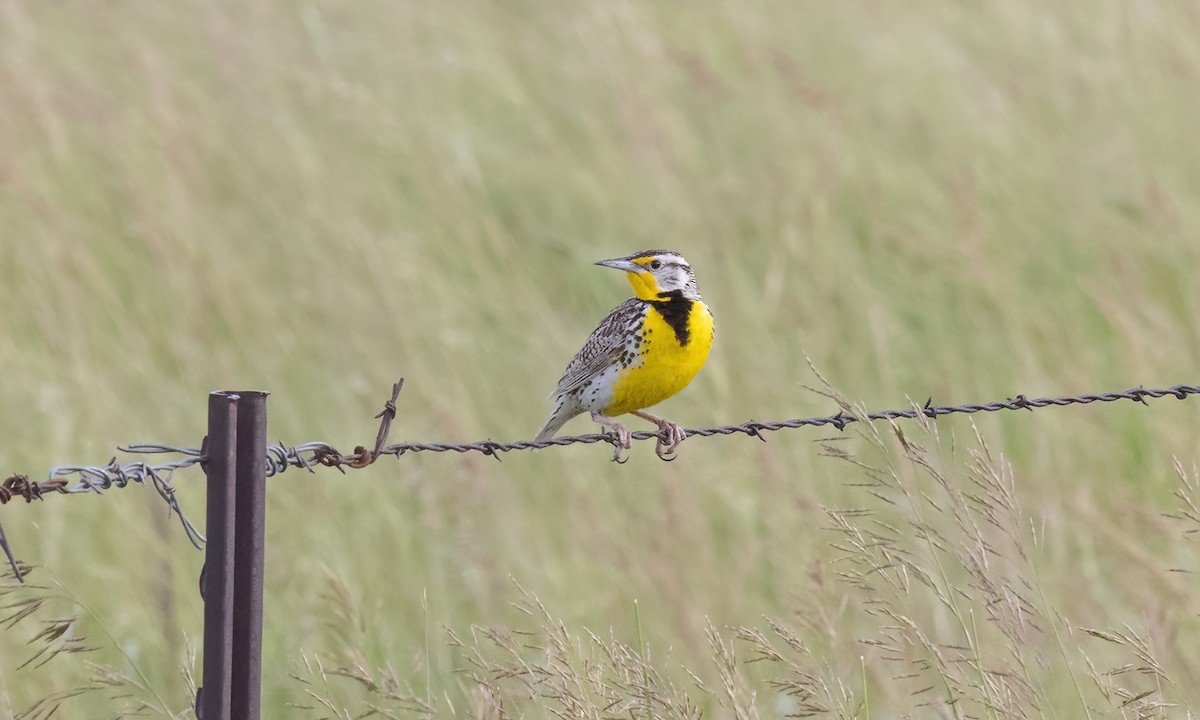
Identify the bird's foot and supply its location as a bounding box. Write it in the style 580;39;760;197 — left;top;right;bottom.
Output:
652;420;687;461
606;424;632;463
591;412;632;463
630;410;689;461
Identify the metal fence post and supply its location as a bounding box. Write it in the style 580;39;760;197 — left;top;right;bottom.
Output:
231;391;268;720
198;392;238;720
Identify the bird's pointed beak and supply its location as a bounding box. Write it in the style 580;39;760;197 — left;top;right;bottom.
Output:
595;257;643;273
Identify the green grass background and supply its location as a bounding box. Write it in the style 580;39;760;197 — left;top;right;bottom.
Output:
2;1;1199;716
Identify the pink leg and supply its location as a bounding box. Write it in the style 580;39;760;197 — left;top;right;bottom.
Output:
591;411;631;462
632;410;688;460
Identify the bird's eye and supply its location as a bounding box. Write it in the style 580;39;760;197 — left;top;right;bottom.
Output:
649;260;662;270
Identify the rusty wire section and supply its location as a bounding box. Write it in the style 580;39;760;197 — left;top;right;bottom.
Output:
3;380;1198;511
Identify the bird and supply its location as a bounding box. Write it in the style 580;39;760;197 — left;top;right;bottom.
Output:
535;250;714;460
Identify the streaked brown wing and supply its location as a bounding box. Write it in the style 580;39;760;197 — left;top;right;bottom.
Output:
553;298;644;396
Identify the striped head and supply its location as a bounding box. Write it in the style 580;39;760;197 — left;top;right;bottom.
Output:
594;250;701;302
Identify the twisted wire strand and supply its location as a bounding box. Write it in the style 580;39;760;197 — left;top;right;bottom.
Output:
3;382;1197;507
271;383;1200;464
1;452;205;548
2;381;1192;583
178;382;1200;472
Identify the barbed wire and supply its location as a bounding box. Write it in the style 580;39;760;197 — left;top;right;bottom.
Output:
2;380;1198;574
282;382;1200;465
1;447;204;548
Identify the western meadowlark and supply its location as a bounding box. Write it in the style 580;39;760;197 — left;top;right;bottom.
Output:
535;250;714;460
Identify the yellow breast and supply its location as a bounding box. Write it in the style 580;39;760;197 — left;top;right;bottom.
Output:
604;300;713;416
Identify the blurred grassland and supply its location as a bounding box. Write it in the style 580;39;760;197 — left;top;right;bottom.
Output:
2;0;1200;717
